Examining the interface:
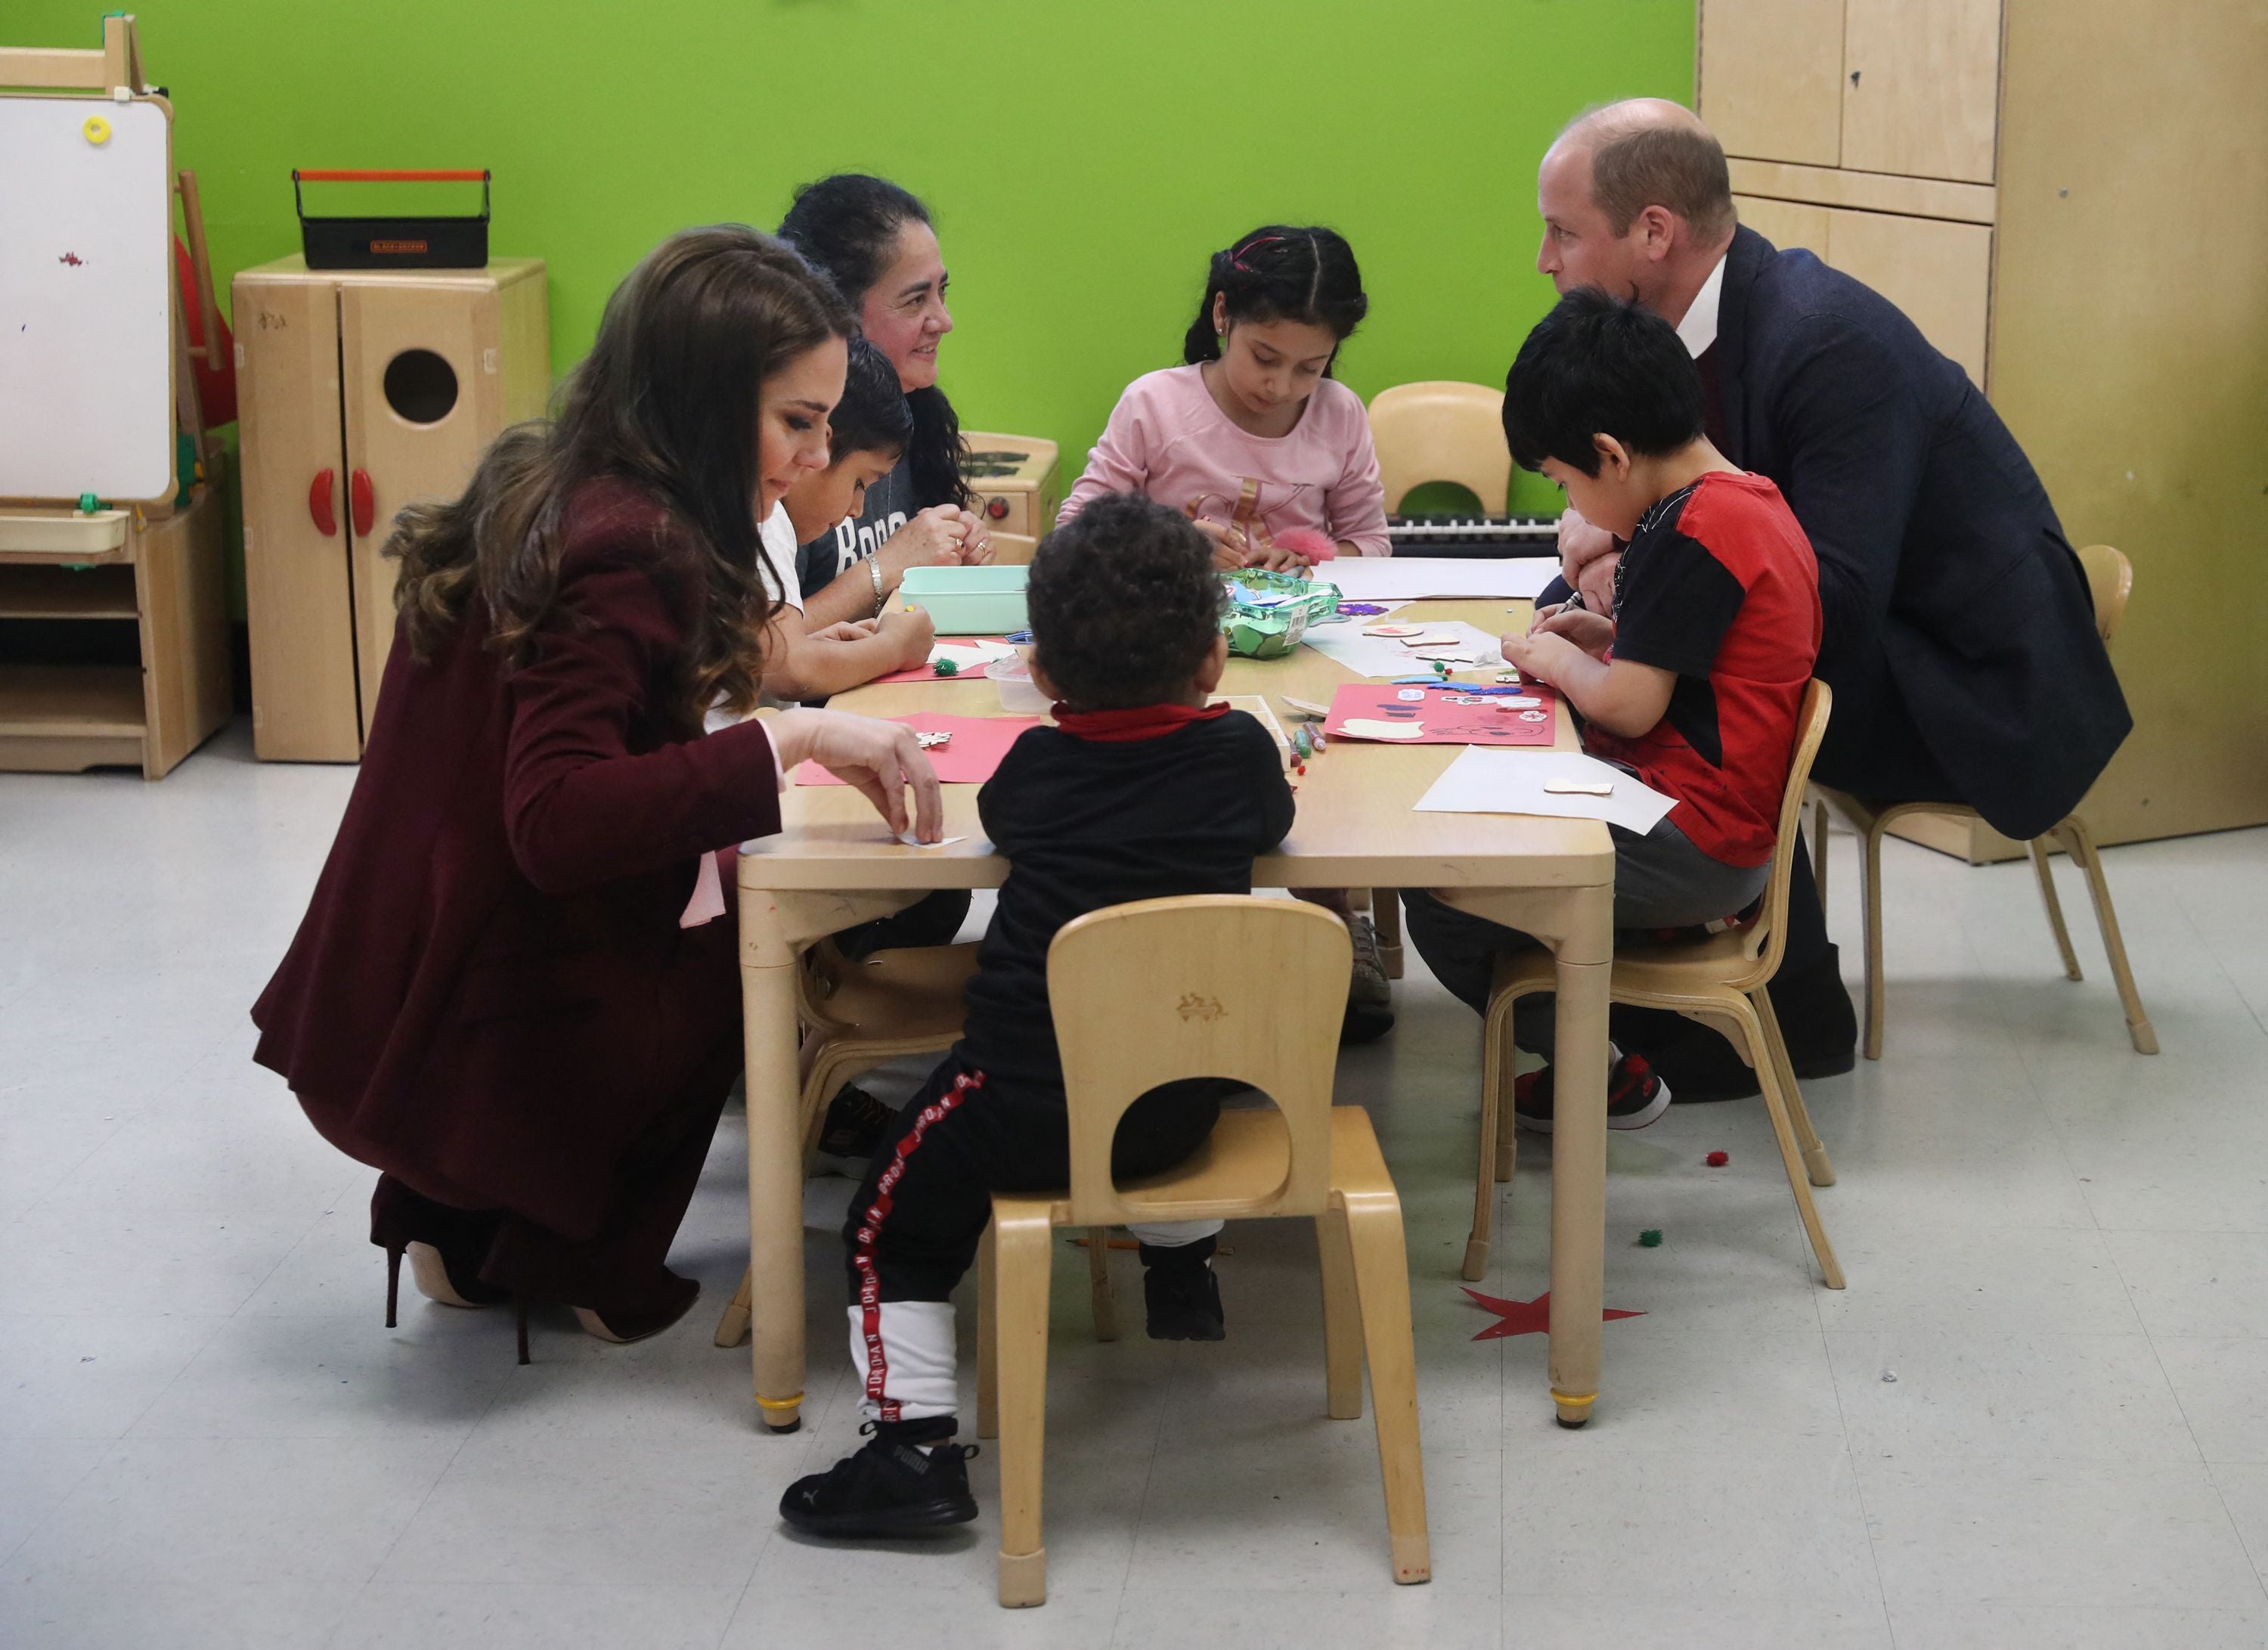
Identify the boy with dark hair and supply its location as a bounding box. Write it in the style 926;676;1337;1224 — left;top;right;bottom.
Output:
1403;287;1822;1131
781;492;1295;1539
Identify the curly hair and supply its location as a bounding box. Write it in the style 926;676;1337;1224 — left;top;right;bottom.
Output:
387;226;853;722
1027;494;1224;709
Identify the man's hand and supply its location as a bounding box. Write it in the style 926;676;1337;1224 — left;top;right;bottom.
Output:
1557;504;1621;615
1529;603;1616;659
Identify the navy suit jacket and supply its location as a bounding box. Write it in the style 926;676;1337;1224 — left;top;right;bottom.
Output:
1558;226;2131;841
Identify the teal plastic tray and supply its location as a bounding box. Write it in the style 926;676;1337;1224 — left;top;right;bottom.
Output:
900;564;1030;635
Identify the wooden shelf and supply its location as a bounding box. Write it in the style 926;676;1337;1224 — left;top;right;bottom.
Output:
0;565;140;619
0;664;148;736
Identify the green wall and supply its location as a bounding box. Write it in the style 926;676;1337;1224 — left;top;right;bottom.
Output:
14;1;1694;604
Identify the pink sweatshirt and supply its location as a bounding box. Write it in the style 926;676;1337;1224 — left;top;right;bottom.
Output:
1057;365;1392;556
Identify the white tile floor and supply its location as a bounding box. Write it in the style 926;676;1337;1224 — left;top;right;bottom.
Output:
4;722;2267;1648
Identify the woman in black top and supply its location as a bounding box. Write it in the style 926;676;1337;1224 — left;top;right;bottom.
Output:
779;174;993;625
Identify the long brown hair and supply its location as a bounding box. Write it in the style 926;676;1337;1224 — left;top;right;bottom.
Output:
389;226;853;721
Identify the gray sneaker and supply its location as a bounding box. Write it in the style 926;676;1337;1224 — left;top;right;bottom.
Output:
1343;913;1396;1044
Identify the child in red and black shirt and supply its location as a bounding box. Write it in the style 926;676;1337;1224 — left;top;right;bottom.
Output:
1403;287;1821;1130
781;493;1294;1542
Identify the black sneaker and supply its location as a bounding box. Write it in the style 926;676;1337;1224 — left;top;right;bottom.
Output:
1513;1046;1672;1134
1142;1257;1226;1341
779;1423;980;1538
815;1084;898;1167
1341;914;1396;1046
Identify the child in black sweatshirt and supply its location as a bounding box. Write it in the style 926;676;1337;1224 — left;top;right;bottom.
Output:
782;493;1295;1540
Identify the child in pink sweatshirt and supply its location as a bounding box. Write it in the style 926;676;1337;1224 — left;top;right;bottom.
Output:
1057;225;1390;567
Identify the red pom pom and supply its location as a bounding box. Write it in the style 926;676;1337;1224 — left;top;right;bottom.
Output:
1272;527;1336;563
1705;1150;1729;1167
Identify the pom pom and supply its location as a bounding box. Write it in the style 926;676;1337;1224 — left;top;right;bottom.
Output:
1637;1229;1664;1248
1705;1150;1729;1167
1272;527;1336;563
932;658;959;677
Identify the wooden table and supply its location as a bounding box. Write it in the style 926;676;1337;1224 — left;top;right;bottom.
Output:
734;600;1616;1432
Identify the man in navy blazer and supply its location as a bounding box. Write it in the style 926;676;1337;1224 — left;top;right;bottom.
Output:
1528;99;2130;1093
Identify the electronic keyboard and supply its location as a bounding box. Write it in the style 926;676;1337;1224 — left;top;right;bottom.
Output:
1386;513;1560;557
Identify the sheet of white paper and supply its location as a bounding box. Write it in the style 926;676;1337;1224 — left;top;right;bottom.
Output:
896;833;972;849
928;640;1017;672
1303;619;1505;679
1413;747;1678;834
1325;556;1559;602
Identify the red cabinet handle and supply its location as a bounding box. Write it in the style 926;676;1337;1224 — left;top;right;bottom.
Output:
350;468;375;538
308;468;337;536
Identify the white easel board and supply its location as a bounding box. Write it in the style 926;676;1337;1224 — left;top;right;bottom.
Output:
0;95;175;503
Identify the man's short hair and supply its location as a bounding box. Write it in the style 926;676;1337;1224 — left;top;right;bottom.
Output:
1027;494;1223;709
1583;118;1736;243
1501;287;1706;476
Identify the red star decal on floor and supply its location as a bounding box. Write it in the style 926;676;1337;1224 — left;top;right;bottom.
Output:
1461;1287;1645;1340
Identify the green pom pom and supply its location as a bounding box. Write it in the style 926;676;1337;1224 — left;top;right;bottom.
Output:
1637;1228;1663;1248
932;658;959;677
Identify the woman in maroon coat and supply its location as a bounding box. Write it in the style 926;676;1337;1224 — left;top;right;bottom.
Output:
253;227;942;1351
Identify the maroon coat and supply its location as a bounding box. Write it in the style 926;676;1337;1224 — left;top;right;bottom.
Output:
253;478;783;1239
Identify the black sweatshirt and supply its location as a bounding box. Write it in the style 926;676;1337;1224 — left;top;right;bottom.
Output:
956;705;1297;1093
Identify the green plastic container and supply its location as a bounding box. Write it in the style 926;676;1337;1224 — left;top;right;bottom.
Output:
1221;569;1340;659
899;565;1030;635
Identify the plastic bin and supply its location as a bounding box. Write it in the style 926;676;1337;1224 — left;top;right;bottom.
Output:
900;565;1029;636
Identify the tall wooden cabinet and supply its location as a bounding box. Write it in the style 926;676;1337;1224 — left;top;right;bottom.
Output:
1697;0;2268;856
236;257;548;761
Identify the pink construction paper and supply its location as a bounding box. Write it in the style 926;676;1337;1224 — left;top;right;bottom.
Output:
1322;683;1558;747
793;712;1043;786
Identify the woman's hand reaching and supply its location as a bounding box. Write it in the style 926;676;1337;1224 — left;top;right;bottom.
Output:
767;709;944;842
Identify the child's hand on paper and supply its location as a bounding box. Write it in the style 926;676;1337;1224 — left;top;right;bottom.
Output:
1498;628;1589;690
1529;603;1615;659
1189;517;1251;569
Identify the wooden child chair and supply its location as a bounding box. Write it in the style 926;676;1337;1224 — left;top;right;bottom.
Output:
1461;682;1844;1292
1811;545;2156;1059
974;896;1428;1607
1362;380;1517;977
713;937;981;1347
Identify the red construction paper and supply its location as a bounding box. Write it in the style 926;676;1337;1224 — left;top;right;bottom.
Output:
868;638;1015;685
793;712;1042;786
1461;1287;1645;1341
1324;683;1558;747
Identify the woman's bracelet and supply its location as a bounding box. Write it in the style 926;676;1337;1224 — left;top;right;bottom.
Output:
869;557;887;619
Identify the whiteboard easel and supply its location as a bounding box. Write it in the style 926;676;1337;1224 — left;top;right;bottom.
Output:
0;87;176;503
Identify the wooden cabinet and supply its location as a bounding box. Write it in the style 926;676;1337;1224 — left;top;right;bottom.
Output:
1700;0;2268;854
1839;0;2003;183
236;256;547;760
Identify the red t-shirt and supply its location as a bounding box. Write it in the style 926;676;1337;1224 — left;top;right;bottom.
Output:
1586;470;1821;866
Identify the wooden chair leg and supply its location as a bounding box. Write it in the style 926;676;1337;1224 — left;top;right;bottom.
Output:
1085;1226;1119;1342
1861;820;1888;1062
1736;994;1845;1290
1465;984;1522;1282
992;1208;1055;1608
1342;1190;1431;1585
1316;1205;1364;1421
1372;889;1405;980
1811;797;1830;907
2056;819;2160;1056
976;1219;999;1441
713;1265;754;1348
2028;836;2084;982
1754;987;1835;1188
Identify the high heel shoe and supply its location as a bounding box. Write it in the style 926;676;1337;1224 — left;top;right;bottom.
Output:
575;1273;702;1345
